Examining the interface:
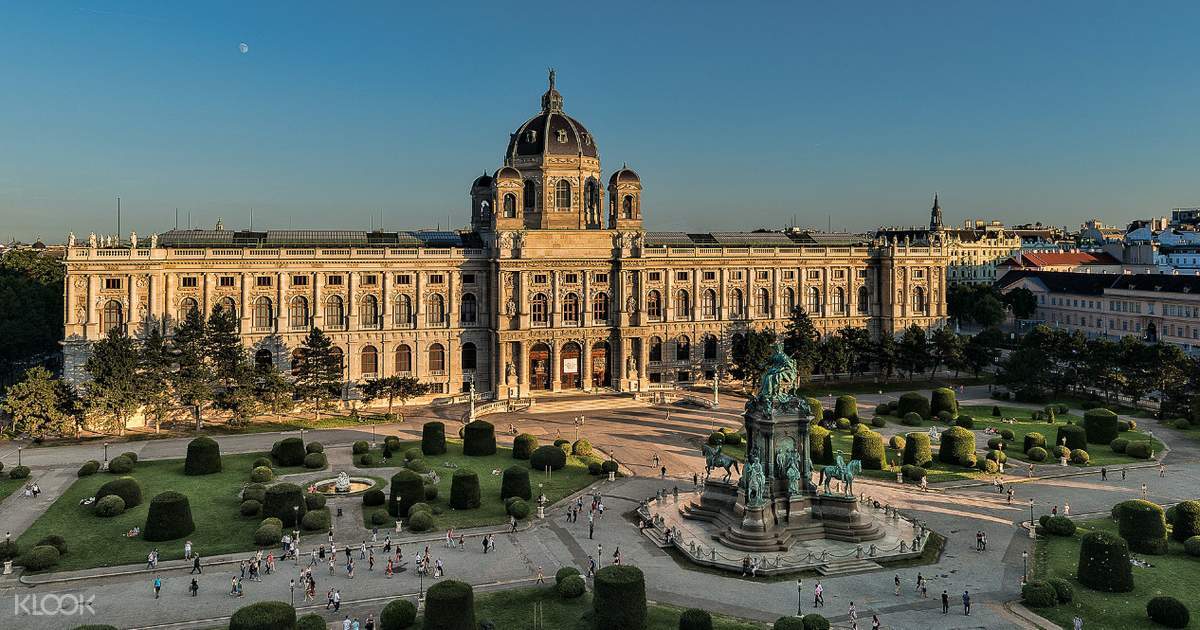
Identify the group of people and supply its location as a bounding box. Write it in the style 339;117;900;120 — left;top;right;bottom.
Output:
21;482;41;498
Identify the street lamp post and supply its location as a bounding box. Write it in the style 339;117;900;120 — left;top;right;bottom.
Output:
103;442;109;466
468;375;476;422
796;578;803;616
1029;499;1036;539
1022;551;1028;585
16;447;21;467
289;578;296;607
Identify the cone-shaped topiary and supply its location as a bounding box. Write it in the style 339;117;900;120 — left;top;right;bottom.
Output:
423;579;475;630
1114;499;1168;554
422;421;447;455
450;469;481;510
1170;500;1200;541
96;476;143;508
262;483;307;527
512;434;538;459
380;598;417;630
833;395;858;424
851;430;885;470
931;387;958;418
1083;408;1119;445
184;436;222;475
897;392;930;419
501;465;531;500
389;470;424;517
1056;425;1087;451
938;426;975;467
143;491;195;541
902;432;932;467
530;445;567;471
228;601;295;630
593;565;647;630
462;420;496;456
1077;530;1133;592
809;425;834;465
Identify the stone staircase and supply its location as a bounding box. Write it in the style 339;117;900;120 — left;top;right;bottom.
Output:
816;557;883;576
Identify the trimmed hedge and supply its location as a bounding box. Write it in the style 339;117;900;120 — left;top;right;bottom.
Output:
389;470;425;517
955;415;975;429
422;421;447;455
987;436;1006;451
254;518;283;546
1170;500;1200;541
301;508;331;531
938;426;975;467
1147;596;1190;629
902;432;932;466
228;601;295;630
571;438;594;457
306;442;324;454
1041;515;1076;536
450;469;481;510
1110;438;1129;453
408;511;433;532
423;579;475;630
250;466;274;483
380;598;417;630
78;460;100;477
1027;446;1048;462
424;483;438;501
1083;408;1120;445
1056;425;1087;451
901;465;926;481
242;483;267;503
530;445;567;471
96;476;143;508
1077;530;1133;592
19;545;60;571
501;465;531;500
304;452;327;469
184;436;222;475
463;420;496;456
1126;441;1153;459
679;608;713;630
252;457;272;469
144;491;195;541
833;395;858;424
513;434;538;459
901;412;923;427
1024;432;1046;452
298;614;328;630
593;565;647;630
1021;581;1057;608
35;534;68;556
1070;449;1090;465
1185;536;1200;557
107;455;134;474
271;437;306;467
707;432;725;446
806;398;823;423
809;425;834;465
95;494;126;517
851;430;885;470
304;492;326;510
889;434;907;451
352;440;370;455
897;392;930;419
931;387;958;418
262;483;307;527
240;499;262;517
1115;499;1168;554
1047;577;1074;603
507;498;530;519
362;488;386;507
557;574;586;598
556;566;580;584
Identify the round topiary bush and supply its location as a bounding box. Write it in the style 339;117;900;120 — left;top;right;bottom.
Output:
370;510;390;526
987;449;1007;464
424;483;438;500
1052;444;1070;460
184;436;223;475
305;442;324;454
557;573;586;599
262;483;307;527
931;387;958;418
851;430;885;470
902;432;932;466
404;447;421;462
78;460;100;477
252;457;272;469
362;488;385;507
1120;419;1136;432
450;469;481;510
424;579;475;630
298;613;328;630
588;462;603;475
421;421;447;456
1023;432;1046;452
304;492;326;511
1083;408;1120;445
1126;441;1153;459
463;420;496;456
407;502;432;518
1170;500;1200;541
897;392;930;419
555;566;580;584
250;466;274;483
303;452;327;469
955;415;975;429
1042;515;1076;536
301;508;330;531
507;498;530;519
242;483;267;503
1056;425;1087;451
593;565;646;630
96;476;142;508
1115;499;1168;554
1046;577;1073;603
512;434;538;459
270;437;305;467
809;425;834;465
870;416;886;428
1077;530;1133;592
901;465;926;481
1147;596;1190;629
501;465;531;500
406;510;433;532
0;539;19;562
977;458;999;474
228;601;295;630
107;455;134;474
240;499;262;517
771;617;804;630
144;491;195;541
1185;536;1200;557
901;412;923;427
1070;449;1090;465
571;438;594;457
722;431;743;446
834;418;850;431
254;518;283;546
602;459;619;475
1000;428;1015;440
1110;438;1129;453
801;615;831;630
834;395;858;424
874;403;888;416
1021;581;1057;608
936;411;953;424
35;534;68;556
530;445;567;471
352;440;370;455
1173;419;1192;430
889;434;906;451
987;436;1006;451
679;608;713;630
357;453;380;467
938;426;975;467
389;470;424;517
380;598;417;630
1027;446;1048;462
19;545;60;571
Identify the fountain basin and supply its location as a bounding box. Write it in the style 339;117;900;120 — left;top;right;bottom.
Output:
310;476;375;496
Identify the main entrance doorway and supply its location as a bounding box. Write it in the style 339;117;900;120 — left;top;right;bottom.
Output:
591;341;610;387
529;343;551;391
560;342;582;389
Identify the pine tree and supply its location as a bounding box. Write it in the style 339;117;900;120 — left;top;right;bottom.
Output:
729;328;776;385
84;328;142;436
170;308;213;430
817;335;850;381
875;333;898;381
837;327;874;381
1;366;76;439
897;324;930;381
139;325;174;433
929;327;963;377
294;327;343;420
254;362;295;415
205;307;245;387
783;306;820;384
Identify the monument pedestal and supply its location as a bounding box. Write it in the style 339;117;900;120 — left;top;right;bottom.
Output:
739;504;767;533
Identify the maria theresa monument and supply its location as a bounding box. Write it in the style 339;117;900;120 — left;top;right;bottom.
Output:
61;71;949;401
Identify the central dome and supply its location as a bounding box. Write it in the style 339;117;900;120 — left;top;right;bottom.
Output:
506;70;598;160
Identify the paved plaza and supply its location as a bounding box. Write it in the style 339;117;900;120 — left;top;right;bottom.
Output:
0;385;1197;629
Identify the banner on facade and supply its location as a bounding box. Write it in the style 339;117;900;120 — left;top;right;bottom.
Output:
563;358;578;374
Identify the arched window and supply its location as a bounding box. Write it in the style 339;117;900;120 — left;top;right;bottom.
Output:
325;295;345;329
555;180;572;210
427;294;445;325
461;342;476;371
647;290;662;319
102;300;124;333
833;287;846;315
783;287;796;315
428;343;446;374
503;193;516;218
649;336;663;363
395;344;413;373
523;180;536;211
360;345;378;376
704;335;718;360
217;297;237;319
361;295;379;328
178;297;199;322
755;288;770;317
857;285;870;313
395;294;414;326
254;348;273;369
460;293;477;325
622;195;634;219
913;287;927;314
330;347;344;377
592;292;609;323
702;289;717;318
675;289;690;319
676;335;690;361
563;293;580;324
807;287;821;315
289;296;310;329
253;297;274;329
531;293;549;325
730;289;744;318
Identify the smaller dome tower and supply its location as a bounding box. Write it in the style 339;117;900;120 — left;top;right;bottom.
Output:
608;164;643;230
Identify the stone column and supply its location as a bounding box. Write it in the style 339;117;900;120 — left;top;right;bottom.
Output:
446;272;456;328
381;271;390;329
86;274;99;339
312;272;322;328
239;274;251;331
127;273;136;334
639;336;649;380
65;274;76;326
582;340;593;391
147;273;157;328
551;341;561;393
692;267;700;321
581;271;591;327
719;268;727;320
664;267;673;322
415;273;424;328
347;272;357;330
276;272;284;333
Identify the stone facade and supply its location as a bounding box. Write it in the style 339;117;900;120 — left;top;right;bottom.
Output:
62;73;950;397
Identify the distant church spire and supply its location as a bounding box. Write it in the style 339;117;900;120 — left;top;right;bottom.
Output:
930;193;943;231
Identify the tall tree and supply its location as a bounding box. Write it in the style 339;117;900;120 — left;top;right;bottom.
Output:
2;366;77;439
138;325;174;433
929;327;963;376
837;327;874;381
997;325;1055;401
896;325;931;380
1003;287;1038;320
294;327;344;421
359;375;430;419
782;307;820;384
962;327;1003;378
875;333;898;381
170;308;213;430
0;250;65;383
729;328;777;386
84;328;142;436
816;335;850;381
205;307;245;387
254;362;296;416
973;294;1006;328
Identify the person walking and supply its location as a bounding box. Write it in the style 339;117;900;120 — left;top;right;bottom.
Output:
1100;467;1107;481
333;589;341;612
814;582;824;607
536;566;545;584
962;590;971;615
482;536;489;554
1064;501;1070;516
871;614;881;630
184;540;192;560
191;554;202;574
511;515;518;533
153;575;162;599
894;574;901;596
1159;463;1166;478
189;578;198;597
848;602;858;624
941;590;949;614
588;514;595;540
1122;467;1127;480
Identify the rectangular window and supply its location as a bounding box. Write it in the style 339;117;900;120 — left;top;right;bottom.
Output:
648;272;662;282
104;278;123;290
782;270;795;280
181;277;198;288
565;273;579;284
912;269;926;279
676;271;689;282
290;275;309;286
806;270;820;280
429;274;445;285
833;269;846;279
219;276;236;287
755;270;769;281
533;274;549;284
362;274;377;286
731;270;744;281
703;271;717;281
327;275;344;286
857;269;867;278
396;274;411;285
255;276;273;288
462;273;476;284
593;273;608;284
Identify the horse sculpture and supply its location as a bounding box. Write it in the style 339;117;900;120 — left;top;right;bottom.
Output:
703;444;741;483
820;453;862;497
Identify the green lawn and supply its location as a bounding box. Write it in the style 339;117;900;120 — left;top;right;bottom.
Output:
360;440;599;530
15;452;317;572
470;585;768;629
1035;517;1199;629
960;405;1166;467
0;477;25;502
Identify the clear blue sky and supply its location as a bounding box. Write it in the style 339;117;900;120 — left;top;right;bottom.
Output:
3;1;1199;242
